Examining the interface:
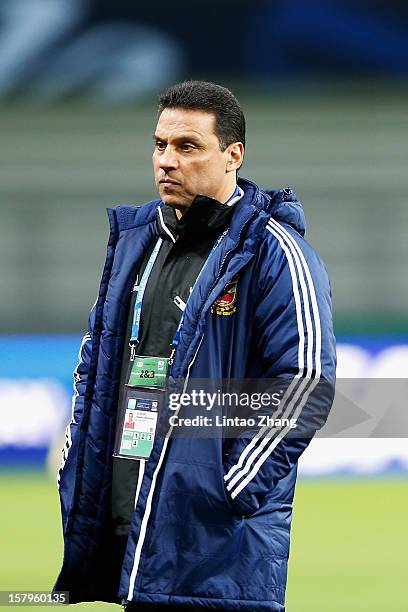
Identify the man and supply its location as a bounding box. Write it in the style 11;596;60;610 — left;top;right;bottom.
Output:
124;412;135;429
55;81;336;612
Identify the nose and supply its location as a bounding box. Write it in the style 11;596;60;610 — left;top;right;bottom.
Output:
158;145;178;171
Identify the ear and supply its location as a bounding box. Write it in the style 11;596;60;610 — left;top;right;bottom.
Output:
226;142;245;173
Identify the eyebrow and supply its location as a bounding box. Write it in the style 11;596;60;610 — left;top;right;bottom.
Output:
153;133;203;145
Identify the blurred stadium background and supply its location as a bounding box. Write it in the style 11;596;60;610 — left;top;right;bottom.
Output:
0;1;407;610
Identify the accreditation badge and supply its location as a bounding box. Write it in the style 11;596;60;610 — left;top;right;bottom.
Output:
128;355;169;389
113;387;162;461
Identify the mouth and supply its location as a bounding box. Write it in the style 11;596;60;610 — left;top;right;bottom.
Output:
159;178;180;186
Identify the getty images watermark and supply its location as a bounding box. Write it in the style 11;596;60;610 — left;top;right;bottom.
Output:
159;377;408;439
168;389;282;411
153;378;338;438
167;389;297;430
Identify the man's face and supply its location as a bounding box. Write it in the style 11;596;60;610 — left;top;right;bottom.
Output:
152;108;234;211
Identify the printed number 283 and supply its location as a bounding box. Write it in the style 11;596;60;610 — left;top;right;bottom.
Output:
140;369;155;379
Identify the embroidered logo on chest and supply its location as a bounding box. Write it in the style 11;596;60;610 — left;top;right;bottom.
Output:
211;274;239;316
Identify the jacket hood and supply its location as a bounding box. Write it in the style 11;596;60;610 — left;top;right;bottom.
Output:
238;178;307;237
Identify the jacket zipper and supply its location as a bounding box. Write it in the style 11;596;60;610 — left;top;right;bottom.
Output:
173;295;186;312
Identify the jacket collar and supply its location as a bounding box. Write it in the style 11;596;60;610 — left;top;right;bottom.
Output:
109;177;306;239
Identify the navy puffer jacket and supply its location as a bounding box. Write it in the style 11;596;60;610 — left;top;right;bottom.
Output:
55;178;336;611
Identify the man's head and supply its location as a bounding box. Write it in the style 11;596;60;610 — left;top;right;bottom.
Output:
152;80;245;216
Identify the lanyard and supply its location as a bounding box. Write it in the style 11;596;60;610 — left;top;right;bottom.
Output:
130;185;243;352
130;237;163;345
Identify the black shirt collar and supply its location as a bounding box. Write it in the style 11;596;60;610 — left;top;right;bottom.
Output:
157;194;236;242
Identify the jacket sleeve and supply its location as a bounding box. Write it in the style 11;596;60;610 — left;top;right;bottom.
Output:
223;223;336;517
57;301;96;530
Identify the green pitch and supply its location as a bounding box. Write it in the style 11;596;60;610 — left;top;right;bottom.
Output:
0;473;405;611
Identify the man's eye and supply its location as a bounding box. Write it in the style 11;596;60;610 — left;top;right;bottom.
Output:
155;141;166;151
181;143;195;152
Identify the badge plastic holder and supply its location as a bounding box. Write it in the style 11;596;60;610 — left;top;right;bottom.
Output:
113;386;164;461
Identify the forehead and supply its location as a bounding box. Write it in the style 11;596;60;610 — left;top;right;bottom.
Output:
155;108;217;140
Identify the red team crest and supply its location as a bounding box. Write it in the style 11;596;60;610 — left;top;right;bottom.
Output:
211;274;239;316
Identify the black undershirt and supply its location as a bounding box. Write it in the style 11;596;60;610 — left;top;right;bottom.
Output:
111;196;236;538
